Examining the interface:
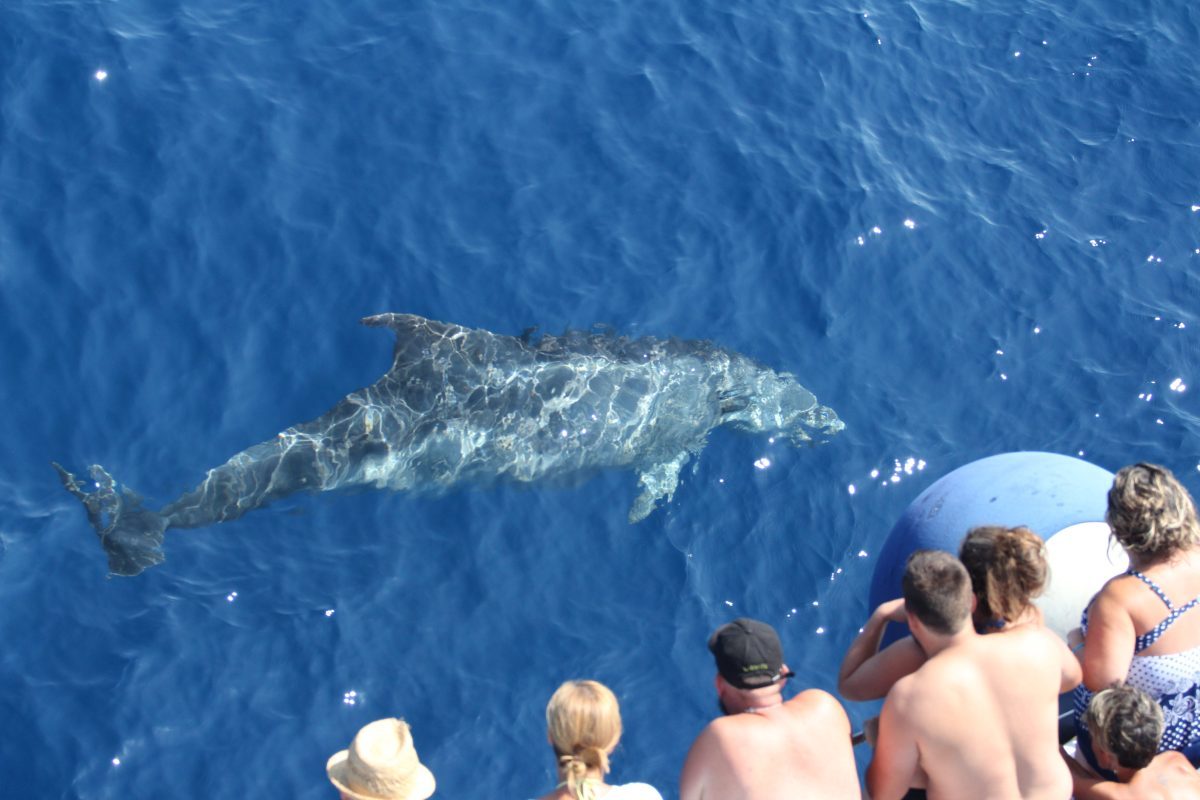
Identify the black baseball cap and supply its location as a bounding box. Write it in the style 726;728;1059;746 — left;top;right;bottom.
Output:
707;618;795;689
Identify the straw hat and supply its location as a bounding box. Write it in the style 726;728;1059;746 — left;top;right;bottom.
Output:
326;718;436;800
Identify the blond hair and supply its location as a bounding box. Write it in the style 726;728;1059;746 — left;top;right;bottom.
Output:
546;680;622;799
1107;463;1200;560
959;526;1048;624
1086;684;1164;769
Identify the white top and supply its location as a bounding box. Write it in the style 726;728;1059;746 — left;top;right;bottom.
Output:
606;784;663;800
528;782;664;800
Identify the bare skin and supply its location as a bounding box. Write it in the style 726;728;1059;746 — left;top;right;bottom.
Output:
840;597;1045;702
679;673;860;800
838;598;925;702
1065;745;1200;799
867;613;1082;800
1080;547;1200;692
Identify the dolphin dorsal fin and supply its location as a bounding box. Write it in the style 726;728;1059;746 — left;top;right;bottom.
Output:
360;314;473;371
361;313;454;335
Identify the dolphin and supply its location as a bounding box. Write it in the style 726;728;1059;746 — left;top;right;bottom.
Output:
54;314;843;576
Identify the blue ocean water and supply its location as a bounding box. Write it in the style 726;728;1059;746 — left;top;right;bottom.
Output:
2;0;1198;796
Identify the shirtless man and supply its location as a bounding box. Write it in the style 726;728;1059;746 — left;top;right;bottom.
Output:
1065;684;1200;800
679;617;860;800
867;550;1082;800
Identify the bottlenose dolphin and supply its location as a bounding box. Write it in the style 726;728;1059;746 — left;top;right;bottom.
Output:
54;314;843;576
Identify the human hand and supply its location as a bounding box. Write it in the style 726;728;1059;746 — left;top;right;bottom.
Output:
874;598;907;623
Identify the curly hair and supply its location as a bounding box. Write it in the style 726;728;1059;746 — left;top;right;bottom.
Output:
959;526;1048;624
1085;684;1163;770
1107;463;1200;561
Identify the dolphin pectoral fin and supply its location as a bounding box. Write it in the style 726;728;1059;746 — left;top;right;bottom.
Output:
628;452;690;523
52;462;166;577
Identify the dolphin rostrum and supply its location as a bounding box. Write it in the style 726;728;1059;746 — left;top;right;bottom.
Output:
54;314;843;576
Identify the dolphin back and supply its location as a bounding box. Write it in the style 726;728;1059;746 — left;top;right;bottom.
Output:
55;314;843;575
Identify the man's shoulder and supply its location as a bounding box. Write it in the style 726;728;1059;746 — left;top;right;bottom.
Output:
695;710;748;742
982;624;1073;667
702;691;848;737
1154;749;1200;774
889;646;986;709
785;688;849;721
1134;752;1200;796
881;663;935;712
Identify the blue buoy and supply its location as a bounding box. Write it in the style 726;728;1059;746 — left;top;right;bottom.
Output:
868;451;1123;645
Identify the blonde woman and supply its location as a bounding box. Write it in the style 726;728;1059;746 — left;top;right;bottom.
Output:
1073;463;1200;774
532;680;663;800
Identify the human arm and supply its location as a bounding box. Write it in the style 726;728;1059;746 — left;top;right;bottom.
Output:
1061;746;1126;800
1052;631;1084;693
865;685;921;800
838;599;925;702
1080;587;1136;692
679;725;713;800
1067;626;1085;662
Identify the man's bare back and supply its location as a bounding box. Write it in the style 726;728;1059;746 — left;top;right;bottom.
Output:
877;627;1077;799
681;618;860;800
868;551;1082;800
680;688;859;800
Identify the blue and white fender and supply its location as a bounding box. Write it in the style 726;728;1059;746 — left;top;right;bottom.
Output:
867;451;1128;645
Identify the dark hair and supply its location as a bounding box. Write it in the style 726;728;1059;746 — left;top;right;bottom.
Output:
1107;463;1200;560
902;550;972;635
959;526;1048;623
1085;684;1163;770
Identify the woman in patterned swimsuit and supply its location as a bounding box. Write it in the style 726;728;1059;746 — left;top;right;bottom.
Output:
1073;462;1200;775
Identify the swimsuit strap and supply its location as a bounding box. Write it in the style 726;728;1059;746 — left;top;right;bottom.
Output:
1127;570;1200;652
1128;570;1176;610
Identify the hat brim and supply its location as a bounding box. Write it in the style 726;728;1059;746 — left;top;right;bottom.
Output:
327;750;436;800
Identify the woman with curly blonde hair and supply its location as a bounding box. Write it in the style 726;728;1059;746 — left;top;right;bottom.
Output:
1073;463;1200;775
532;680;662;800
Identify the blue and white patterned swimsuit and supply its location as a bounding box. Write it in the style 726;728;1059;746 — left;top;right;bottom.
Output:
1073;570;1200;772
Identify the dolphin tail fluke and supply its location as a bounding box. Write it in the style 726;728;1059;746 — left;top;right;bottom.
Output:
52;462;167;577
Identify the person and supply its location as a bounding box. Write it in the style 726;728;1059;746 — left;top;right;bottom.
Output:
840;525;1048;701
866;550;1081;800
326;717;436;800
1065;684;1200;799
1072;463;1200;773
679;617;860;800
532;679;663;800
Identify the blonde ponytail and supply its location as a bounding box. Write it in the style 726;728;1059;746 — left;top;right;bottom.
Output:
547;680;622;799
